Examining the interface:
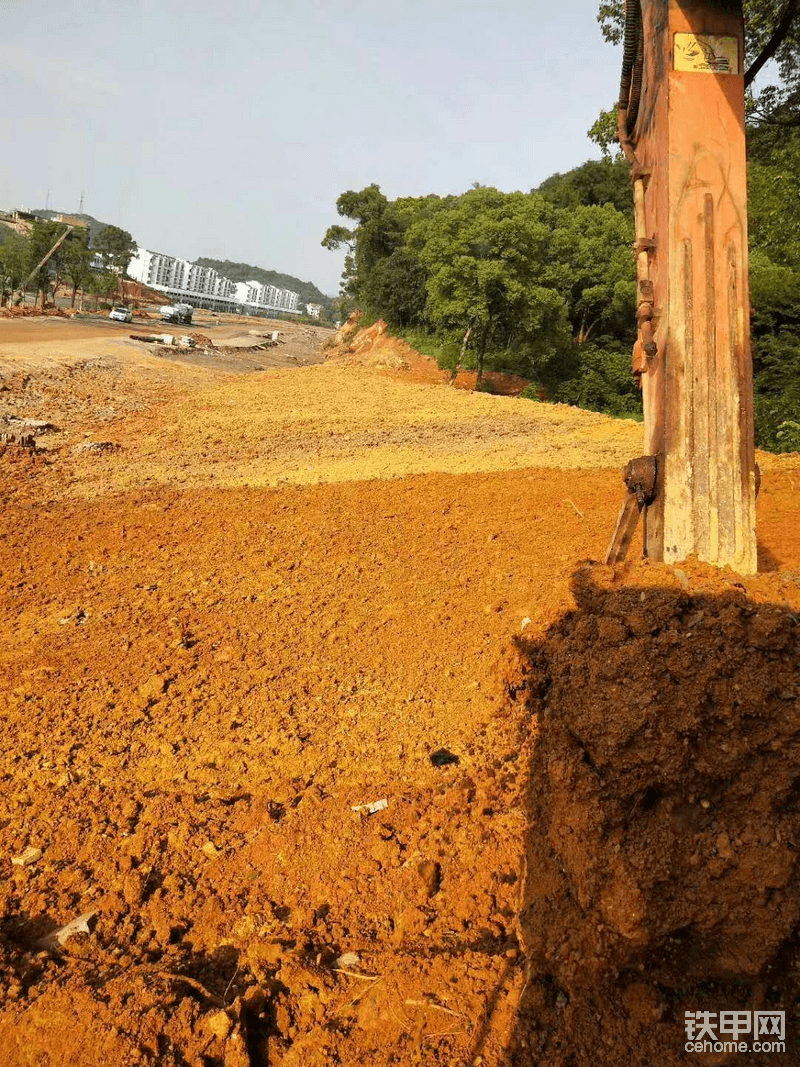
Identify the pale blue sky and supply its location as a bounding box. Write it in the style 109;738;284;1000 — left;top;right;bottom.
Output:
3;0;620;294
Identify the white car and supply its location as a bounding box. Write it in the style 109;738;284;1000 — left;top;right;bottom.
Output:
109;307;133;323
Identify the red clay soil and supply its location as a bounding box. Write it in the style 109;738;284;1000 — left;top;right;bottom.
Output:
328;316;532;396
0;306;76;320
507;563;800;1065
1;326;800;1066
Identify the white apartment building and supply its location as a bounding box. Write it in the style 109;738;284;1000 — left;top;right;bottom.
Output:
128;248;190;292
186;263;220;296
127;246;301;315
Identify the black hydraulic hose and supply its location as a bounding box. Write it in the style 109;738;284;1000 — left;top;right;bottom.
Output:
618;0;644;161
619;0;642;114
627;33;644;133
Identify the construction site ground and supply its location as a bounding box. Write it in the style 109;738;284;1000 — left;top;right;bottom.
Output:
1;315;800;1066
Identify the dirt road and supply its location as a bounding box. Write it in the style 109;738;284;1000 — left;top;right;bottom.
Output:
1;319;799;1066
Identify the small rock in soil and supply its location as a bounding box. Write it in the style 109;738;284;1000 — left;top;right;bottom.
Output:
74;441;120;454
11;846;42;866
430;747;459;767
204;1010;232;1041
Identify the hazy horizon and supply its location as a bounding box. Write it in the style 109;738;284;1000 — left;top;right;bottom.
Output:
3;1;623;296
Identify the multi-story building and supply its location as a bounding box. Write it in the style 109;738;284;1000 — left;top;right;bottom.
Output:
185;263;220;296
126;246;302;315
128;248;189;292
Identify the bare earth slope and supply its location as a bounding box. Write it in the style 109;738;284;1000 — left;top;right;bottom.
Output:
1;318;799;1066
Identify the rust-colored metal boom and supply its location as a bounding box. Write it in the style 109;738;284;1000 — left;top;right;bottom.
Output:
613;0;757;574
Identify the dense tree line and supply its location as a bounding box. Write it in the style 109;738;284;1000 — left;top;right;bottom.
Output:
0;219;136;309
323;169;647;419
323;1;800;452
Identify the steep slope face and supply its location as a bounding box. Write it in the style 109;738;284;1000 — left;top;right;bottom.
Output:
325;316;532;395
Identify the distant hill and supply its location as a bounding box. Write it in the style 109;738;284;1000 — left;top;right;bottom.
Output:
0;209;113;247
195;258;334;313
32;210;114;247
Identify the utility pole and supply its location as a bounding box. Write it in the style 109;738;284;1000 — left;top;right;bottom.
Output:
607;0;757;574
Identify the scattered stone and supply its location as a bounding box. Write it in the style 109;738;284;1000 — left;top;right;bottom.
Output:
36;910;97;948
11;846;42;866
204;1010;232;1041
333;951;361;969
351;798;388;815
6;417;59;434
0;431;35;449
520;616;532;631
74;441;120;454
202;841;220;858
430;748;459;767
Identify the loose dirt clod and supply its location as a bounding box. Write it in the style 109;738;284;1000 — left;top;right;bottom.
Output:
506;563;800;1064
10;847;42;867
74;440;119;454
36;910;97;949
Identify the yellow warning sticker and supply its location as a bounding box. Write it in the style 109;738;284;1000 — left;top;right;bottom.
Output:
674;33;739;74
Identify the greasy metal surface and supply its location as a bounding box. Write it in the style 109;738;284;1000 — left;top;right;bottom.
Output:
624;454;658;505
605;454;659;564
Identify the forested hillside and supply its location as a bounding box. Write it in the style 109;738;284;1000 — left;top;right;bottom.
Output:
322;1;799;452
194;258;333;314
31;210;115;247
325;149;800;450
322;167;648;422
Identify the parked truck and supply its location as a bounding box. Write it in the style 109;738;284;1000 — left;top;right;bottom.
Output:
159;303;194;325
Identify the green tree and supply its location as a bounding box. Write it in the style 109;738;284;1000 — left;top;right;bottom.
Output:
536;157;632;214
749;251;800;448
25;219;73;306
539;337;643;417
747;127;800;266
64;230;94;308
94;224;137;298
0;232;28;306
322;185;443;311
549;203;636;341
586;108;620;157
361;248;428;329
322;184;391;302
89;269;118;309
411;188;573;387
